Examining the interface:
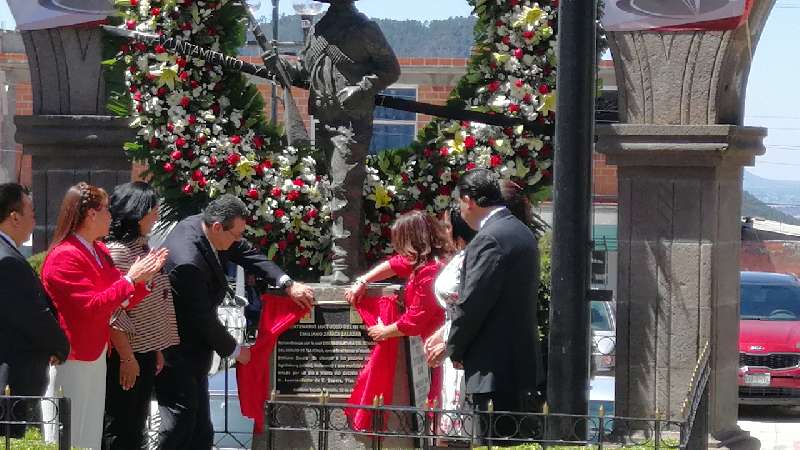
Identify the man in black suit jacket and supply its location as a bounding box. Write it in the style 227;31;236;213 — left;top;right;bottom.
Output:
156;194;314;449
0;183;69;438
446;169;543;441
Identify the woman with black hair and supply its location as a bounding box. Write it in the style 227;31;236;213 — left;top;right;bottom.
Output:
102;182;179;450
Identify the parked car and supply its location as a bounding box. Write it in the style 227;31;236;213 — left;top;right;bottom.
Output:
738;271;800;405
591;300;616;376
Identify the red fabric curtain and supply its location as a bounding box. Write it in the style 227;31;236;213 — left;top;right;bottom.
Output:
236;294;308;432
345;296;401;431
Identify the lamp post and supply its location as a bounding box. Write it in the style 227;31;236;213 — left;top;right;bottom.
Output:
293;2;323;42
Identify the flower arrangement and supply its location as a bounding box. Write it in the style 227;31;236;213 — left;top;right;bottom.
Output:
361;0;558;262
105;0;331;280
105;0;581;276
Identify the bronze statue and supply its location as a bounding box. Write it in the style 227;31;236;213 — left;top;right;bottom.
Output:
270;0;401;284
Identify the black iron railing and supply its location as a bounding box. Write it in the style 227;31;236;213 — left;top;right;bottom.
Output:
0;393;70;450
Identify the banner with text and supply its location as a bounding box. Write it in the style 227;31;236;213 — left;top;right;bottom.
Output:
601;0;752;32
7;0;113;31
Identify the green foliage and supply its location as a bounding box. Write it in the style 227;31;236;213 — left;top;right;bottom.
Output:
0;428;57;449
27;251;47;276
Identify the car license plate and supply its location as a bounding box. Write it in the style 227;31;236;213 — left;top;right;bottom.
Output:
744;373;771;387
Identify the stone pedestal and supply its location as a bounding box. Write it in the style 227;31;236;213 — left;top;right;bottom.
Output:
596;125;764;448
255;283;423;450
14;115;134;253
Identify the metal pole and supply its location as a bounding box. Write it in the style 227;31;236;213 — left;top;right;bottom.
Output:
546;0;596;441
270;0;279;125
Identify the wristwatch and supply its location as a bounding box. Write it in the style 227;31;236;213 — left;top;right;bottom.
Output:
280;277;295;290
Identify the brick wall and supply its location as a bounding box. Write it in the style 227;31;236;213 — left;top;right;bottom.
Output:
741;241;800;275
3;52;32;186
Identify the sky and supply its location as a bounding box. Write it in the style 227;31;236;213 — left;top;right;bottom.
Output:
0;0;798;180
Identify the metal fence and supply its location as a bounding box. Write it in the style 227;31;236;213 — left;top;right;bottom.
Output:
0;394;70;450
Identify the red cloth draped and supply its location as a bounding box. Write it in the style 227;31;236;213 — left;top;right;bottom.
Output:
345;296;401;431
236;294;308;432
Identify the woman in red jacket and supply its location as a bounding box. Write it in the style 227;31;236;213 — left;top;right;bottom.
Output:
345;210;451;406
40;182;166;450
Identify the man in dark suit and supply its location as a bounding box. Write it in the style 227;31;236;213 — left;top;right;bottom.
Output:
0;183;69;438
446;169;543;442
156;194;314;449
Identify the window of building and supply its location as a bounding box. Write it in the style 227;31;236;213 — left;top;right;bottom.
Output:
369;87;417;154
591;250;608;287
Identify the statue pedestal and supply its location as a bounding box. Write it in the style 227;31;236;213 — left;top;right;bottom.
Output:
254;283;425;450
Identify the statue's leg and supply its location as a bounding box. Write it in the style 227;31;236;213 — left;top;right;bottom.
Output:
319;118;371;285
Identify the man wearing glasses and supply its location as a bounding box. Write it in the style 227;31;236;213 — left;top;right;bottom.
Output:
156;194;314;449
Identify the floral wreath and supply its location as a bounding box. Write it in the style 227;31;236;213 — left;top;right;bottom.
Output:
105;0;572;279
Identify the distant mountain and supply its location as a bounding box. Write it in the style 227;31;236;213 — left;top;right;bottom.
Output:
258;15;477;58
742;191;800;225
743;170;800;218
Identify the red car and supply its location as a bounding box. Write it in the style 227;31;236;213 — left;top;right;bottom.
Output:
738;271;800;404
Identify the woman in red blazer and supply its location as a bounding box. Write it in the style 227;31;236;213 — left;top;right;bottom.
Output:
345;210;451;406
40;182;166;450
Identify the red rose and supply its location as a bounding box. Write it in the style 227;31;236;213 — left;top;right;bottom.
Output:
413;201;425;210
208;155;217;167
196;134;207;145
190;80;200;89
488;80;501;93
439;146;450;157
540;144;553;157
163;162;175;173
179;96;190;108
298;257;309;267
176;57;187;68
523;31;535;40
277;240;288;252
515;79;525;88
252;136;265;148
180;22;192;31
293;178;305;187
126;19;136;30
304;208;318;221
502;36;511;46
286;190;301;202
157;87;168;97
226;153;240;166
247;188;259;200
154;44;166;54
150;7;161;15
187;115;196;125
170;150;183;160
529;160;538;170
230;135;242;145
263;223;273;233
438;185;452;196
379;213;391;224
191;169;203;181
508;103;520;113
175;137;187;148
400;173;410;183
423;147;433;158
262;160;273;169
198;178;207;188
495;20;505;27
179;71;190;82
514;48;524;59
166;122;174;132
287;232;296;243
182;184;193;195
523;93;533;104
542;169;552;178
130;0;138;5
466;162;477;170
464;135;477;149
149;137;160;149
133;91;142;102
271;187;282;198
539;84;550;95
490;154;503;167
517;147;530;158
275;209;286;219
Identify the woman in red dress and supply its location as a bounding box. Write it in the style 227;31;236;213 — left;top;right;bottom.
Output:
40;182;166;449
346;210;451;406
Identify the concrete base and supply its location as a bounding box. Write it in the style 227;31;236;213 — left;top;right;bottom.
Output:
712;427;761;450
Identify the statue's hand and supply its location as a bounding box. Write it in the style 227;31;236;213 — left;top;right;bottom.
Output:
337;85;371;111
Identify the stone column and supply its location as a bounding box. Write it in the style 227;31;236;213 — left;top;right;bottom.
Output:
600;2;776;448
14;26;133;253
597;126;764;439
